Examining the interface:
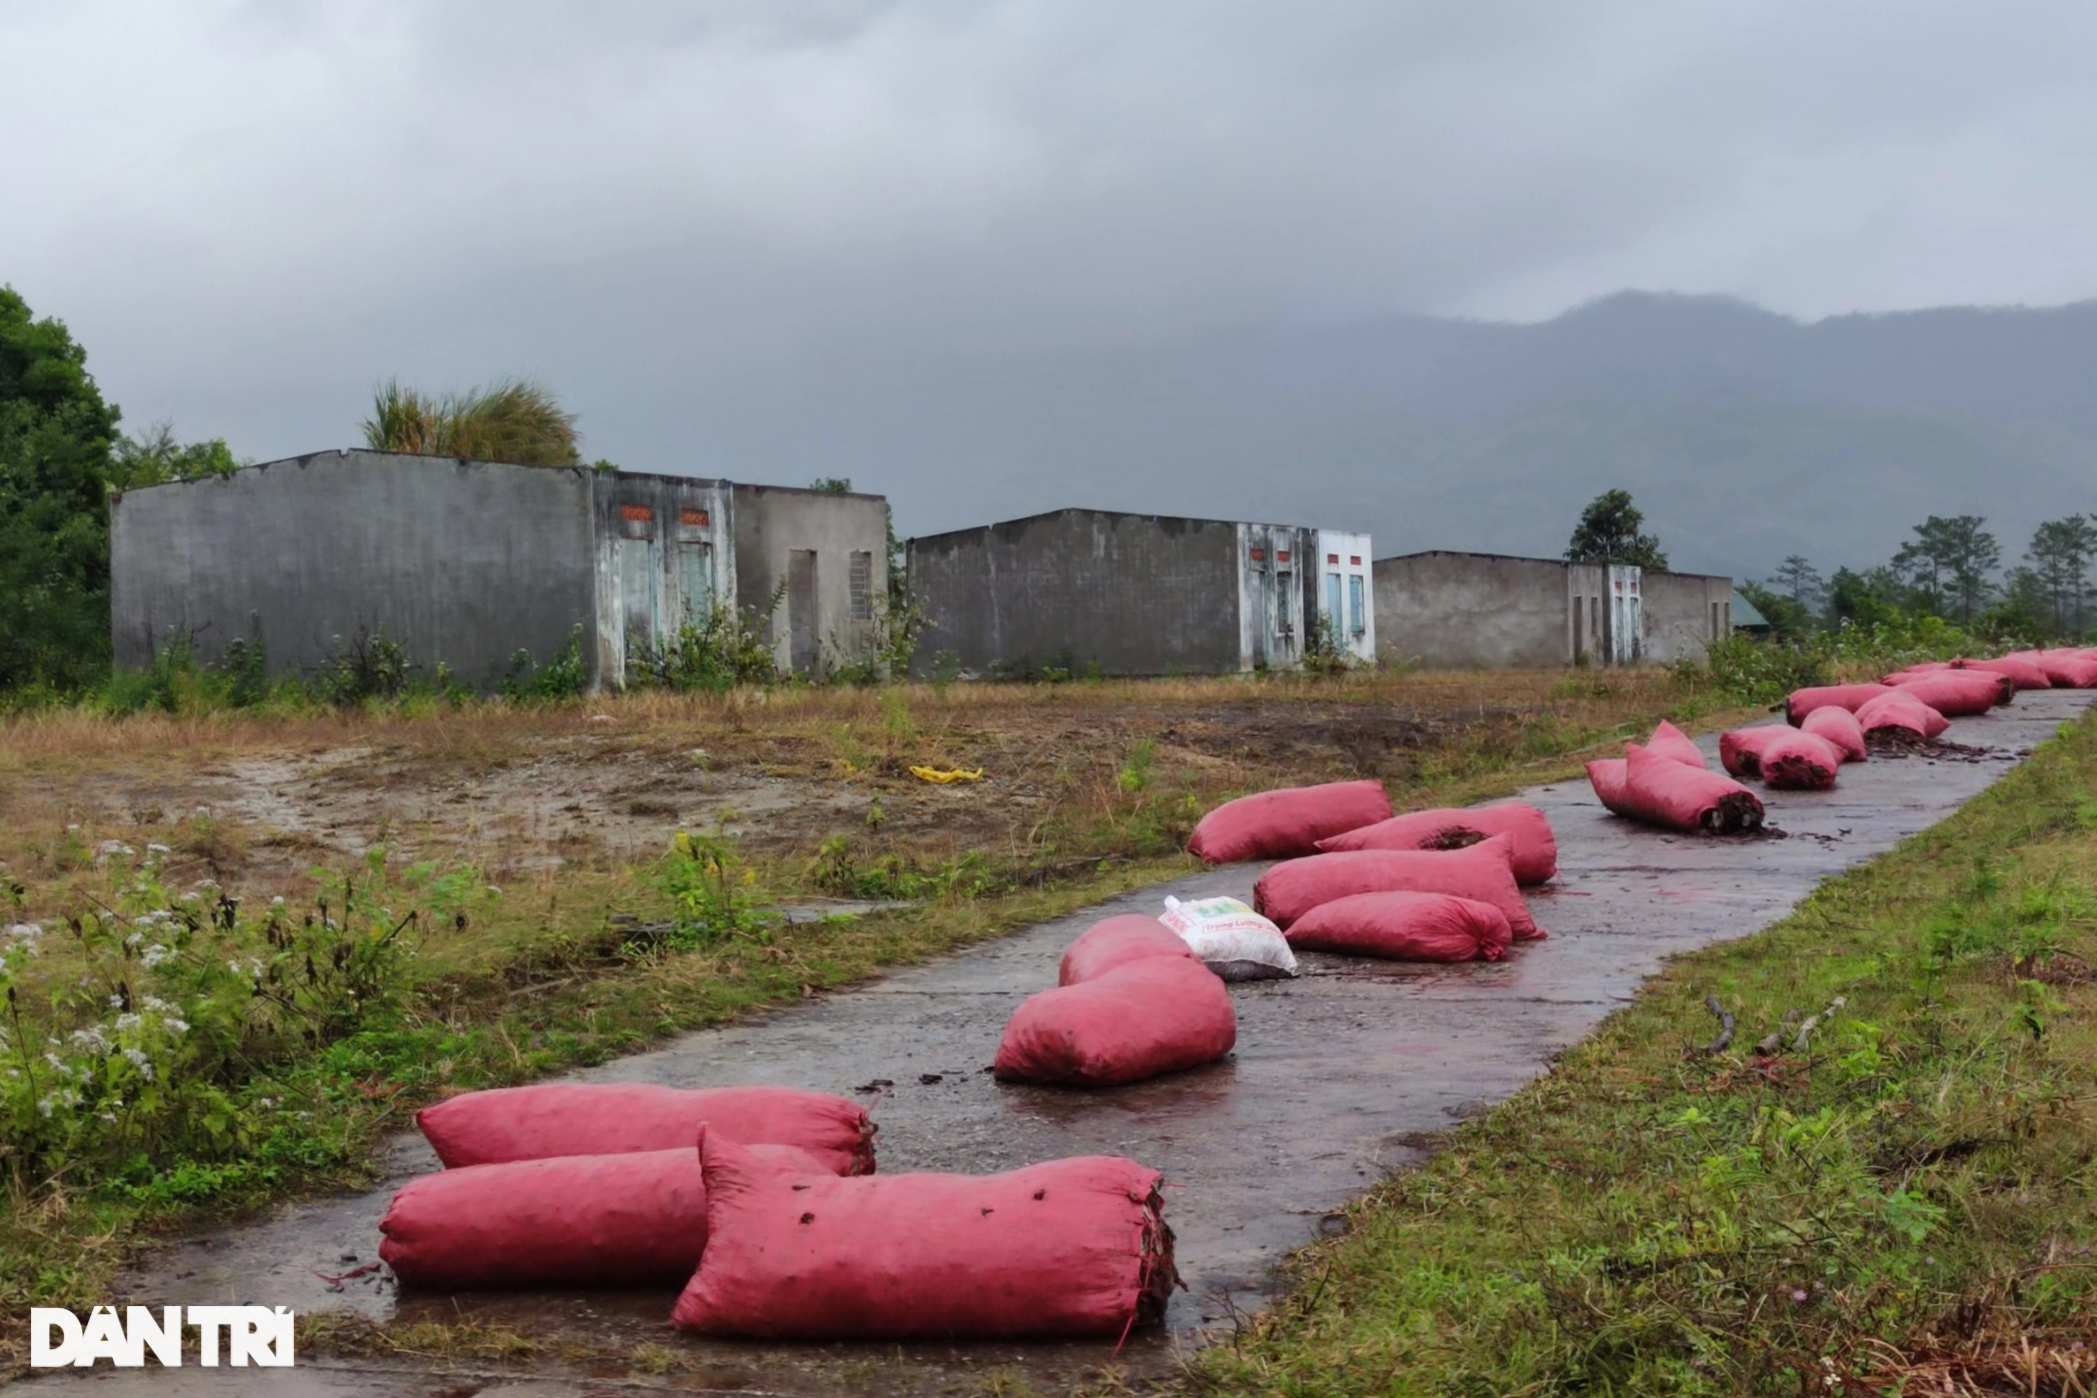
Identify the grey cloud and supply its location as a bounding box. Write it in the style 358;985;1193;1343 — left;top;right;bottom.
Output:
3;0;2094;566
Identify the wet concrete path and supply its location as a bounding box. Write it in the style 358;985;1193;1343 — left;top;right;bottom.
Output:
45;691;2090;1396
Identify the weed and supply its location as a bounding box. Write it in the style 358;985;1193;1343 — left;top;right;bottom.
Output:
656;825;776;949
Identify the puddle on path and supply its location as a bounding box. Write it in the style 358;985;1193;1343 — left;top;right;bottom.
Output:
40;692;2090;1397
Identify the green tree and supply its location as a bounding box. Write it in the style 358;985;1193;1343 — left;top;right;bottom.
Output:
2025;514;2097;638
1768;554;1825;611
809;477;853;494
1824;565;1905;628
0;287;123;691
108;421;242;489
1891;514;1999;623
1737;580;1813;637
1564;488;1668;570
361;378;580;466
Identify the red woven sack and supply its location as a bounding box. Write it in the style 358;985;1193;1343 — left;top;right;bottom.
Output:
1058;915;1200;986
1283;891;1511;962
1786;684;1892;726
1186;779;1393;864
1587;758;1632;815
1718;728;1840;790
379;1142;834;1290
1957;656;2051;690
1252;833;1542;939
1617;743;1765;833
672;1132;1176;1340
1886;670;2012;714
2021;652;2097;687
1646;719;1707;767
417;1084;876;1174
1855;691;1950;739
1799;705;1867;762
995;956;1234;1087
1313;802;1557;885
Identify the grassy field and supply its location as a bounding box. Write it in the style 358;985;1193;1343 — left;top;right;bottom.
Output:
1185;709;2097;1396
0;665;1761;1369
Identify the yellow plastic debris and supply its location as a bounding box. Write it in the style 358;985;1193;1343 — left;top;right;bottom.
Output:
909;765;985;784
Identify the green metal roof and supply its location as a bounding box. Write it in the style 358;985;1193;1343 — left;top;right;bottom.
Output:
1731;588;1770;629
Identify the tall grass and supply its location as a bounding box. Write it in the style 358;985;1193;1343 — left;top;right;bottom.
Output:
361;378;581;467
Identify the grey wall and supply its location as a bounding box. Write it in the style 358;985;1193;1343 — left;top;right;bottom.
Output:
1642;571;1735;663
110;450;599;687
1374;552;1584;669
730;485;890;675
909;510;1246;677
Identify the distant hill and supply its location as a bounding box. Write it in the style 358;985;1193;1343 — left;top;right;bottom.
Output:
685;292;2097;584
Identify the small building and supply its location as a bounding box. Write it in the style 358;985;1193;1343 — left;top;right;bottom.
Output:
906;507;1374;677
109;449;889;688
1730;588;1771;637
1372;550;1731;668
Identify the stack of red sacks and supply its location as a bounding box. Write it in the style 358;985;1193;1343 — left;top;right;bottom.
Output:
994;915;1235;1086
383;1080;1183;1342
1587;721;1764;833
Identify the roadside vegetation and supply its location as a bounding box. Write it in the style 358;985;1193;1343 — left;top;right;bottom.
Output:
1187;708;2097;1396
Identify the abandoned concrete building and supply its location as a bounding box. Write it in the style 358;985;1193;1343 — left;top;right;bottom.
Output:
109;449;890;688
1372;551;1733;668
906;508;1375;677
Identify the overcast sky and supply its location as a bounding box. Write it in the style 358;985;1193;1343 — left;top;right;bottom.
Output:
5;0;2094;531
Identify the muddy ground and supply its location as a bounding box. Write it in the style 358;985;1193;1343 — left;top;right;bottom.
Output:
1;674;1677;911
32;689;2088;1398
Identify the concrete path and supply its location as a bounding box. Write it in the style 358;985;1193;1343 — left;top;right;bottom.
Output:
38;690;2089;1397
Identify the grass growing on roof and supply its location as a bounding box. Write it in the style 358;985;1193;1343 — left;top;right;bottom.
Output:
1185;712;2097;1397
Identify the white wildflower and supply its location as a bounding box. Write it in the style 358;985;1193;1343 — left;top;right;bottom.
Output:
269;895;286;907
163;1017;188;1036
68;1027;112;1056
146;843;172;855
122;1048;154;1081
115;1013;142;1033
4;922;40;943
141;944;172;967
125;931;145;948
140;995;173;1013
108;994;125;1009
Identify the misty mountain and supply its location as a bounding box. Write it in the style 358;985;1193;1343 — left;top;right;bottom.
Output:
683;292;2097;586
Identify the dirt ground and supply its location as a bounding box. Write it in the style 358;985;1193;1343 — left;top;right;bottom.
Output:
0;670;1706;915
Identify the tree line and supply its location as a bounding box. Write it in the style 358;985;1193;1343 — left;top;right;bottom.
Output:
1747;514;2096;643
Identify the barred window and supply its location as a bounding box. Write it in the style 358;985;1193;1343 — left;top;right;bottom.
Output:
849;551;874;620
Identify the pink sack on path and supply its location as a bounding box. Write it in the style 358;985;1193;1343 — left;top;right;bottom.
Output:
1957;656;2052;690
2021;653;2097;688
1058;915;1200;986
1616;743;1765;833
673;1132;1175;1340
1786;684;1893;726
379;1143;834;1291
1646;719;1707;768
1283;891;1511;962
1887;669;2011;715
1312;802;1557;885
1587;758;1633;816
416;1084;876;1175
1186;780;1393;864
1799;705;1868;762
1252;833;1542;940
995;955;1234;1087
1718;727;1840;791
1855;691;1950;740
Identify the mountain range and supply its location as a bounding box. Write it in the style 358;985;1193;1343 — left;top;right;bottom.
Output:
704;292;2097;587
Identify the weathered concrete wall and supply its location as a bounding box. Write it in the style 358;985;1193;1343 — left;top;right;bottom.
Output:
909;510;1245;676
1642;571;1735;663
588;473;733;684
730;485;890;675
1373;551;1581;669
110;451;599;688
